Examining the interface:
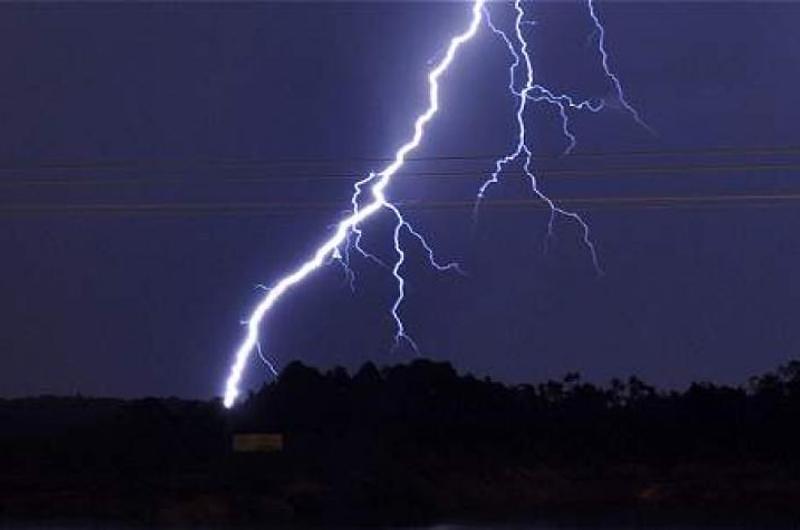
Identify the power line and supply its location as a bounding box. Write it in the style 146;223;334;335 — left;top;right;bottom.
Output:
3;161;800;187
3;144;800;172
4;193;800;216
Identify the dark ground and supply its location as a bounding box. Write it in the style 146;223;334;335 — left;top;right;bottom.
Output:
2;359;800;526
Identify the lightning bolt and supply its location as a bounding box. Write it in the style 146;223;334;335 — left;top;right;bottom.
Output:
476;1;601;273
222;0;648;407
587;0;652;133
223;0;484;408
475;0;649;270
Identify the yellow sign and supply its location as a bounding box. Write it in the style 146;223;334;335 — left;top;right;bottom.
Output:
232;433;284;453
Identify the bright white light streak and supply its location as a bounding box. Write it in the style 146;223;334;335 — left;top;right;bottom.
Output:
476;0;601;274
223;0;486;408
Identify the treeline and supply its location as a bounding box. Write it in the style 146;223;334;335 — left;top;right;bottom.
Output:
2;359;800;523
2;359;800;469
0;396;227;475
235;359;800;466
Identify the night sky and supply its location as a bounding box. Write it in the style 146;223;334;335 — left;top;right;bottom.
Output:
2;1;800;399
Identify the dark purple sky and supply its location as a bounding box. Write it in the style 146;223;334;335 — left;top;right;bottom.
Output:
1;1;800;399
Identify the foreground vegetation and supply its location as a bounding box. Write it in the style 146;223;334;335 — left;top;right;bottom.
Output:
1;359;800;524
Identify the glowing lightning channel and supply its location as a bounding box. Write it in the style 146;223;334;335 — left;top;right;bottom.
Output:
384;201;464;351
476;0;650;271
587;0;653;133
223;0;485;408
529;85;604;155
255;342;279;378
477;0;601;273
483;8;605;156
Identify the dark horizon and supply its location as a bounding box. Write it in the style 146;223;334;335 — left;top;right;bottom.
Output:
2;355;800;524
4;354;799;404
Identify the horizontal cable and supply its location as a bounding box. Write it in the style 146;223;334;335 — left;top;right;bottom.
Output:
2;162;800;187
4;193;800;216
2;144;800;172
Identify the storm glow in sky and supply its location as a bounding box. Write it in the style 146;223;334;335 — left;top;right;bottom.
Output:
1;1;800;399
